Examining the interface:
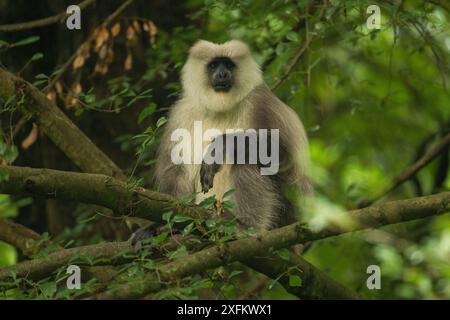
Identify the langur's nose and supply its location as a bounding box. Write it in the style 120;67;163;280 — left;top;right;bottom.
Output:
218;71;230;80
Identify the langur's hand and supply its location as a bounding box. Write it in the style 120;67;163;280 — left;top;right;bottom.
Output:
200;160;221;193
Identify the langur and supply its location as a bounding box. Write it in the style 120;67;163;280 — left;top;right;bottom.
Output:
152;39;311;231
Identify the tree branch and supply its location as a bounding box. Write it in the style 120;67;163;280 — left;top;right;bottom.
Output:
0;220;202;289
428;0;450;12
0;222;358;299
244;252;359;300
0;218;53;256
0;165;206;222
0;0;96;32
0;242;130;283
0;219;121;290
0;69;126;179
2;165;448;230
91;191;449;299
359;131;450;207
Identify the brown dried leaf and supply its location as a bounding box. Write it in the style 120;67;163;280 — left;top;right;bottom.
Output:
79;42;91;56
105;47;114;64
99;44;108;59
21;124;38;150
73;83;82;94
46;91;56;102
132;20;141;33
111;23;121;37
94;27;109;52
64;92;72;106
124;53;133;71
94;62;109;75
147;21;157;47
126;25;136;41
70;97;80;108
55;81;63;94
73;55;85;70
148;21;157;35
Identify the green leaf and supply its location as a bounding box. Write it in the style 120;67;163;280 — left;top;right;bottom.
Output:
13;36;40;47
162;211;173;222
127;265;139;276
228;270;243;280
156;116;168;128
182;222;195;235
84;94;96;104
152;231;168;245
223;189;236;198
205;219;216;229
0;40;10;48
33;79;47;86
138;103;157;124
31;52;44;61
35;73;48;79
33;74;48;86
0;170;9;182
223;200;236;209
168;245;188;260
0;143;18;163
14;197;33;208
39;282;57;298
143;260;155;270
173;215;193;223
275;248;290;261
286;32;299;42
275;43;287;56
198;195;216;207
289;275;302;287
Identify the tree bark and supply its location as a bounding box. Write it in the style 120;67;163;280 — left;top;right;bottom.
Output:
0;68;125;179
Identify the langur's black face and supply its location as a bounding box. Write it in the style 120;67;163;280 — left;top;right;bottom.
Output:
206;57;235;92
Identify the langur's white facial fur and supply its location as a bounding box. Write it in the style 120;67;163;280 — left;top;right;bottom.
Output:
181;40;263;113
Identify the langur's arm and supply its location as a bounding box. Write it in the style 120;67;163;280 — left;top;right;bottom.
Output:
155;131;192;196
200;131;278;193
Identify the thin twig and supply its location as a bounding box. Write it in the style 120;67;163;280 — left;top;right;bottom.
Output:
359;131;450;207
0;0;96;32
411;21;449;96
427;0;450;12
270;0;328;91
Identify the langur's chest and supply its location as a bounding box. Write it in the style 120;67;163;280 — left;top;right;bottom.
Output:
185;109;254;157
182;110;253;202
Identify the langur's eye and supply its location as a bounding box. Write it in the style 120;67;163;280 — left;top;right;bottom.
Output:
208;62;217;69
225;61;235;69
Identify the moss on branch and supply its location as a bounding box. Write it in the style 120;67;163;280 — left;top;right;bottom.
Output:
0;68;125;179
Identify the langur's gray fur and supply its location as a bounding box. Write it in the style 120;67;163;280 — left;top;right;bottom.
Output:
155;40;311;230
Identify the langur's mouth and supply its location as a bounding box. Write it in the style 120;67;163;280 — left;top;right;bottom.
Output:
213;83;232;92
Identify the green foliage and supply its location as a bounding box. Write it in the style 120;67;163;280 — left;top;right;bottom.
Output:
0;242;16;267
